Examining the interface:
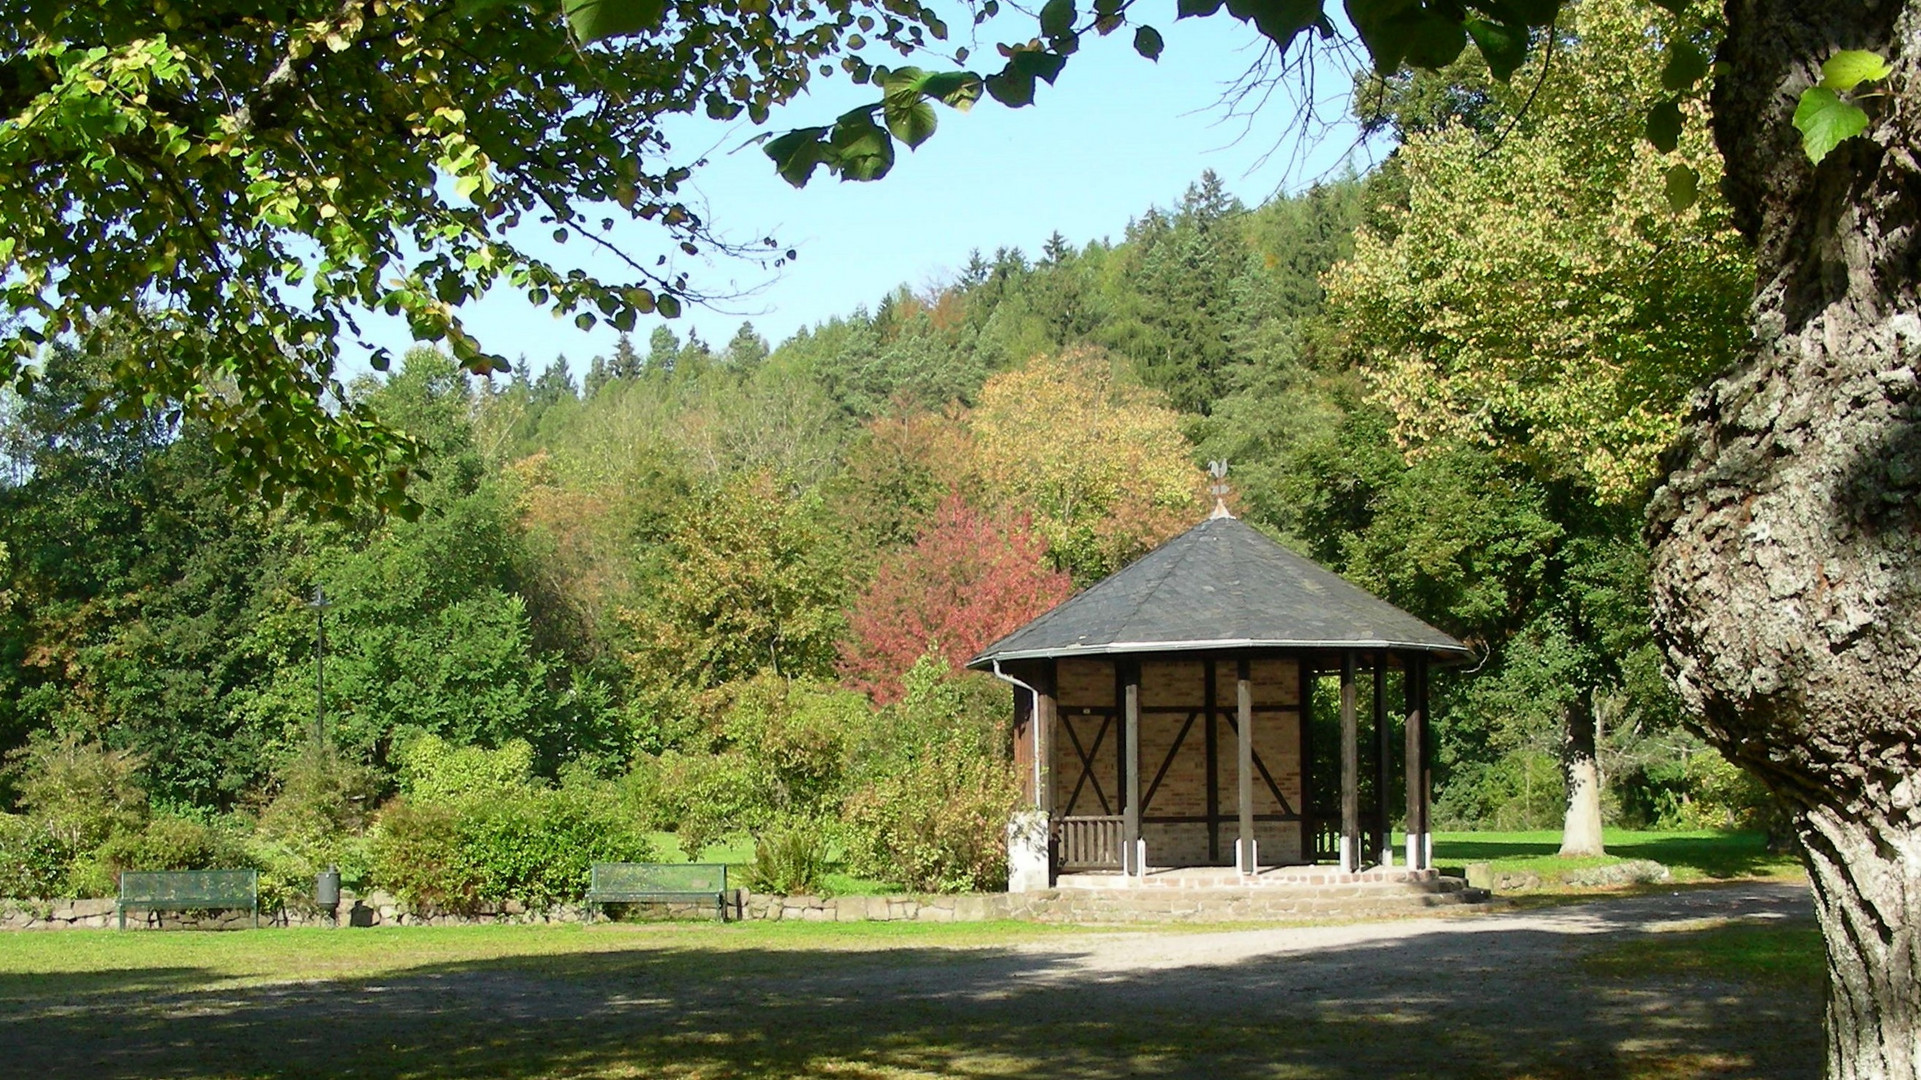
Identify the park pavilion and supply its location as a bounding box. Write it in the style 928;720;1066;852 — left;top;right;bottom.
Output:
969;506;1472;889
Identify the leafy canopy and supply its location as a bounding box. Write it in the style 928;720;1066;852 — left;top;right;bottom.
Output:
2;0;942;516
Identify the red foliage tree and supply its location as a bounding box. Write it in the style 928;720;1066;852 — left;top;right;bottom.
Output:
840;494;1074;703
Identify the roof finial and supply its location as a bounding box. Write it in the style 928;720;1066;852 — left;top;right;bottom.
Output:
1207;459;1234;519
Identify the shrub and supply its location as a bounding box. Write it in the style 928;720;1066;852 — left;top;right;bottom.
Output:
367;798;468;910
369;785;653;914
0;814;69;899
9;734;149;853
744;820;831;895
396;734;535;803
96;814;248;873
841;661;1019;893
645;750;762;860
258;744;384;843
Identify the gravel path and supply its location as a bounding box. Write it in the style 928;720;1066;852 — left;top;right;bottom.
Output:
0;883;1822;1080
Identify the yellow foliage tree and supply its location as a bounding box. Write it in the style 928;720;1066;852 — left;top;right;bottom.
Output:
1325;0;1752;502
969;347;1206;582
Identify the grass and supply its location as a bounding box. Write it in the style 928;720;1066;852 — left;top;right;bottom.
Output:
0;906;1821;1080
642;830;902;896
1585;918;1826;988
1431;828;1804;893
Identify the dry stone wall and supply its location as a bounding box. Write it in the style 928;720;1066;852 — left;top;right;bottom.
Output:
1;876;1485;930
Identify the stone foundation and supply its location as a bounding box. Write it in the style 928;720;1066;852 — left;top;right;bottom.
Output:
2;874;1488;931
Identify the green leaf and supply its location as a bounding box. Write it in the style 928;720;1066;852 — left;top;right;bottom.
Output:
918;71;984;110
1223;0;1320;44
1660;42;1710;92
1351;0;1468;74
1134;25;1165;60
1464;18;1527;82
1040;0;1076;40
1664;163;1698;213
1820;49;1893;92
1793;86;1869;164
563;0;664;43
762;126;830;187
656;294;682;319
826;114;896;181
1176;0;1223;18
1011;49;1068;85
984;70;1036;106
1644;99;1683;153
884;96;938;148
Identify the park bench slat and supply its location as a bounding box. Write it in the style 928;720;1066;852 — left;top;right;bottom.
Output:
117;870;259;930
586;863;729;921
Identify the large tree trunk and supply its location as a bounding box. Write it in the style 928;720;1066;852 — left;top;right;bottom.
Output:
1559;689;1606;857
1647;2;1921;1077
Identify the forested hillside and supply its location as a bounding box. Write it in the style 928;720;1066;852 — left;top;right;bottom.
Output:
0;0;1771;905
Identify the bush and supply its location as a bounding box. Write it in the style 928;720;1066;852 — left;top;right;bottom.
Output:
645;750;763;860
841;661;1019;893
258;744;384;843
96;814;249;873
369;783;654;914
396;734;535;803
0;814;69;899
744;820;831;895
8;734;149;853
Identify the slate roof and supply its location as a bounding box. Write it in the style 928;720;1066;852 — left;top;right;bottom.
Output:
967;515;1472;667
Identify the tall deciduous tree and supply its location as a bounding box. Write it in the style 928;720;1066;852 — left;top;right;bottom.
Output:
1322;0;1752;856
2;0;944;514
969;347;1205;582
840;494;1073;703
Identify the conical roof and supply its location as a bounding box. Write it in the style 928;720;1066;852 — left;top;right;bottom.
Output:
967;515;1471;666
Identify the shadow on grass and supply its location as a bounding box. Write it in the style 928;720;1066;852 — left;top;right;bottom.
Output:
1436;831;1794;881
0;890;1821;1080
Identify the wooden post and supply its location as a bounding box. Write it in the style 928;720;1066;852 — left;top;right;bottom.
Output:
1418;657;1432;869
1123;662;1143;877
1205;658;1220;863
1037;662;1057;817
1298;660;1313;864
1340;651;1359;873
1237;656;1254;873
1405;655;1427;870
1373;652;1390;867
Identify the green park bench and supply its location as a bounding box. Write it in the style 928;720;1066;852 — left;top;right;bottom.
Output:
117;869;260;930
585;863;730;922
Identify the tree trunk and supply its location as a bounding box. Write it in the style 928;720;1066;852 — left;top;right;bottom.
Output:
1647;1;1921;1075
1559;690;1606;857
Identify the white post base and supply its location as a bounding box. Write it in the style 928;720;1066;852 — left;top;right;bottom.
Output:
1005;810;1051;893
1339;835;1355;874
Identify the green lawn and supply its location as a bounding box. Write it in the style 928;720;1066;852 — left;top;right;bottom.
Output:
1431;828;1804;892
0;904;1820;1080
1586;919;1825;987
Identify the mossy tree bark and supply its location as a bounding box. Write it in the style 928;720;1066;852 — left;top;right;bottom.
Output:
1648;1;1921;1074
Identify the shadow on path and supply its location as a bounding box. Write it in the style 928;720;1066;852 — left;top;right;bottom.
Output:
0;884;1820;1080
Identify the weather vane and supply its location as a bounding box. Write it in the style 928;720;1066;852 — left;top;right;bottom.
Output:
1207;460;1233;519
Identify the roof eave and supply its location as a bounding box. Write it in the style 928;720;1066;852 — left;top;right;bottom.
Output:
967;637;1477;669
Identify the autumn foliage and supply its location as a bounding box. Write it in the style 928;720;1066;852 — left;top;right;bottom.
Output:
840;495;1074;703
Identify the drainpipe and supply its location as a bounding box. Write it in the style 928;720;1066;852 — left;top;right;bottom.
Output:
991;659;1045;805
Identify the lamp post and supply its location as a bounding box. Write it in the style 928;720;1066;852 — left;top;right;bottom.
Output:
306;585;332;748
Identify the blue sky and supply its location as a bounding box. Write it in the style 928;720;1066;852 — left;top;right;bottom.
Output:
358;14;1384;378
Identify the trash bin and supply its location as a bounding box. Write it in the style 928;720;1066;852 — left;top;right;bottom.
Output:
316;867;341;908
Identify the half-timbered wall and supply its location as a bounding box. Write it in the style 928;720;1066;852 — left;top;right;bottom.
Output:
1050;656;1304;867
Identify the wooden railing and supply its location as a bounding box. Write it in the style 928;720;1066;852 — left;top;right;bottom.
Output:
1055;815;1124;870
